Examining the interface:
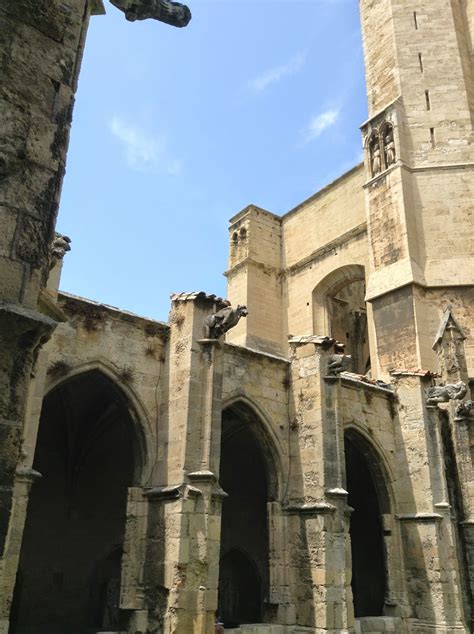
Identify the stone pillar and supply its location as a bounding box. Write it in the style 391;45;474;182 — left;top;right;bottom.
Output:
432;307;474;629
0;307;56;634
454;405;474;632
287;336;352;632
0;286;69;634
146;293;226;633
393;372;467;631
119;487;149;630
0;3;100;631
267;501;294;625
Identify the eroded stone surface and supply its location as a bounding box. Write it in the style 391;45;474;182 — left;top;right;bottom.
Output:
1;0;473;633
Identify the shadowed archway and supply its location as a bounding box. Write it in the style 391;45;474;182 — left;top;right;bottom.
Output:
312;265;370;374
217;401;279;628
11;370;143;634
344;428;390;618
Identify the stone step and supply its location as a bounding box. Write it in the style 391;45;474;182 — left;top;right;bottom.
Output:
355;616;403;633
225;626;286;634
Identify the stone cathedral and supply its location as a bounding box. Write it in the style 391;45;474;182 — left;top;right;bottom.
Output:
0;1;473;633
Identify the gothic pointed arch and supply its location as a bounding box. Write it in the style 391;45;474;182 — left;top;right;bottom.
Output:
218;398;281;626
45;361;152;483
344;427;392;618
222;396;283;500
312;265;370;374
11;369;145;634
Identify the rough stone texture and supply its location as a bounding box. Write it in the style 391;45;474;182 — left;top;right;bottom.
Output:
0;2;94;629
1;0;473;633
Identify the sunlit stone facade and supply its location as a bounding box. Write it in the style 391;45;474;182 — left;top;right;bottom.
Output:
0;1;473;633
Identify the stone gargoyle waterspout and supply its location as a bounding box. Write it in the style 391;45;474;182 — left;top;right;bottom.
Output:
109;0;191;27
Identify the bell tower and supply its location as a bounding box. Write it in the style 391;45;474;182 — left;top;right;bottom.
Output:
359;0;474;377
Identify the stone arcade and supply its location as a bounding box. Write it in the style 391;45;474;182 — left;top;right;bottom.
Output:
0;1;473;633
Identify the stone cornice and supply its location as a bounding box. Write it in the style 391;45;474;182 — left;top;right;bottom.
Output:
285;223;367;276
223;342;289;364
397;513;443;523
224;257;280;278
284;502;337;516
364;159;474;189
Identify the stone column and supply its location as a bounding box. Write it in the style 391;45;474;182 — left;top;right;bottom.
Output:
146;293;226;634
0;3;99;631
454;405;474;632
432;307;474;629
393;372;467;631
287;336;352;632
267;501;294;625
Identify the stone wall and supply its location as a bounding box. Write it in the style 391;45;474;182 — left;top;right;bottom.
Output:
0;3;98;630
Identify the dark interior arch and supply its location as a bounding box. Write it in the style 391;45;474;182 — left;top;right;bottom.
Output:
11;370;140;634
218;402;277;627
344;429;390;617
218;549;262;627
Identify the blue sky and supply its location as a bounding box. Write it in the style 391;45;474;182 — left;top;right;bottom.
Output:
57;0;367;321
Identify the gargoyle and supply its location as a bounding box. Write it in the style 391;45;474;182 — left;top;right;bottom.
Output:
426;381;467;405
109;0;191;27
327;354;352;376
50;233;71;269
205;304;248;339
455;400;474;419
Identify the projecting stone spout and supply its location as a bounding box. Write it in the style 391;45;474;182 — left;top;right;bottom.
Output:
109;0;192;27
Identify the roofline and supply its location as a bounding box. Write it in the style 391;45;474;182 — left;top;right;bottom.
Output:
229;204;281;226
228;163;365;227
281;162;365;221
58;291;169;329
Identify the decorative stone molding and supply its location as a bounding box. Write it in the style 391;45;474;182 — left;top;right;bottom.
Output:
211;485;229;500
283;502;337;516
15;467;42;484
187;470;217;484
325;487;349;498
361;99;400;181
288;335;335;349
397;513;444;523
432;306;468;380
170;291;227;307
143;483;201;501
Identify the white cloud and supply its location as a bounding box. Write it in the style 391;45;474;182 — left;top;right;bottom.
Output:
301;108;340;145
248;52;305;95
108;115;182;175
